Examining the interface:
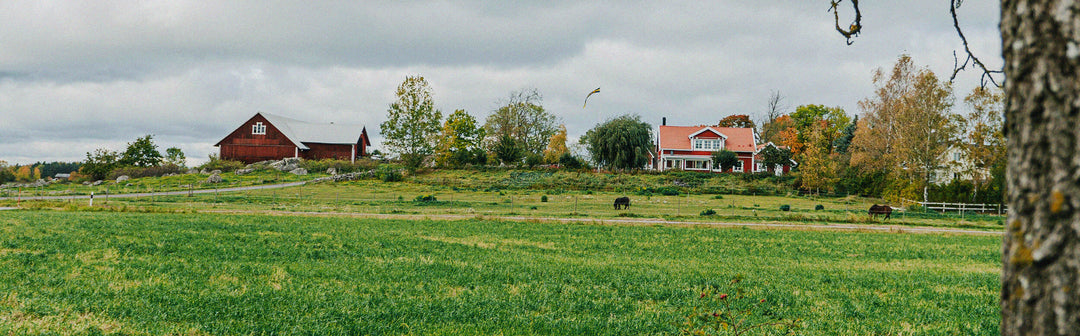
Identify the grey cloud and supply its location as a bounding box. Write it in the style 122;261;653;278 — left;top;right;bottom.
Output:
0;1;1002;165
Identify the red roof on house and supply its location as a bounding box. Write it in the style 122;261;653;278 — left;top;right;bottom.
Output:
658;125;757;152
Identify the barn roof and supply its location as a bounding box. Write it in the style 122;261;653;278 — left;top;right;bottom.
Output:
657;125;757;152
260;113;367;149
215;112;367;150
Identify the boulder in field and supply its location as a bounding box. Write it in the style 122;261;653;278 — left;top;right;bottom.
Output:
206;174;223;184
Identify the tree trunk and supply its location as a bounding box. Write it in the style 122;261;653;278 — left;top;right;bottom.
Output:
1001;0;1080;334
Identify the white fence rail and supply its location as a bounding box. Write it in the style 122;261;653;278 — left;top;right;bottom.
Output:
905;199;1006;214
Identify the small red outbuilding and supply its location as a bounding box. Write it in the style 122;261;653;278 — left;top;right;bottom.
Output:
215;112;371;164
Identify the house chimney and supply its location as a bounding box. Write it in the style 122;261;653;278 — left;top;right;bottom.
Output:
662;117;666;126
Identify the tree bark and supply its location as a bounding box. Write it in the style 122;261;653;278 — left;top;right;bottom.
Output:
1001;0;1080;334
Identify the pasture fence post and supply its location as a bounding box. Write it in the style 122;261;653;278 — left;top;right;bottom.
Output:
677;193;681;217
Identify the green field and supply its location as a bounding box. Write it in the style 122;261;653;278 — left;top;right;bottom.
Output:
0;211;1001;335
3;169;1007;232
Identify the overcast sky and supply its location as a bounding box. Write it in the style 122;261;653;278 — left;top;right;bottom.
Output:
0;1;1002;166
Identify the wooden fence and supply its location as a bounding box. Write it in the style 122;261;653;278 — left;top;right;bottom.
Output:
905;199;1007;214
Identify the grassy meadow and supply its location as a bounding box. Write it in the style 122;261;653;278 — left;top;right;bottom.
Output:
0;211;1001;335
3;169;1006;231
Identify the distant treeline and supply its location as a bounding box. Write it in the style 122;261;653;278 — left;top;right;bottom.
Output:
0;161;81;183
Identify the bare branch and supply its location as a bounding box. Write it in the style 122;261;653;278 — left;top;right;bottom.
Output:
949;0;1003;88
829;0;862;45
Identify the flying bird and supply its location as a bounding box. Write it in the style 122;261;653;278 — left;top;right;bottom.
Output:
583;87;600;108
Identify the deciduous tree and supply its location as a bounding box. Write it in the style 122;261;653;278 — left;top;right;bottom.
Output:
165;147;186;167
119;135;163;167
850;56;916;176
583;115;652;171
961;86;1004;201
542;124;569;164
81;148;119;181
484;89;558;157
895;69;958;199
711;150;739;172
849;55;958;200
758;145;792;174
798;122;839;193
717;114;755;129
435;109;486;167
788;104;850;158
380;75;443;168
759;91;787;144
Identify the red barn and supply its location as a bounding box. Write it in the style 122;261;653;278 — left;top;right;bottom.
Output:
215;112;371;164
655;124;794;174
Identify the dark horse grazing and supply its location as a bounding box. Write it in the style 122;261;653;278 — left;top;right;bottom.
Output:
614;197;631;210
868;204;892;219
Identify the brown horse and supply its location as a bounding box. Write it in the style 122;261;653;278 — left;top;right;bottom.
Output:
868;204;892;219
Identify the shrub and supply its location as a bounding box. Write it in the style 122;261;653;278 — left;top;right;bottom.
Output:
525;153;543;168
700;209;717;216
398;153;426;169
779;204;791;211
712;195;724;200
300;158;374;174
198;155;244;173
815;204;825;211
541;195;549;202
634;186;680;196
413;194;437;202
108;164;185;179
377;166;403;182
558;152;584;170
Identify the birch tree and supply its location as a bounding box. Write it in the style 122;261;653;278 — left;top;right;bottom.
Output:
380;75;443;168
1000;1;1080;333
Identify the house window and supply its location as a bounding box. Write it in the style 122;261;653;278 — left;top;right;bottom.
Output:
755;162;764;172
686;160;708;170
252;122;266;135
693;139;722;150
733;161;744;172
